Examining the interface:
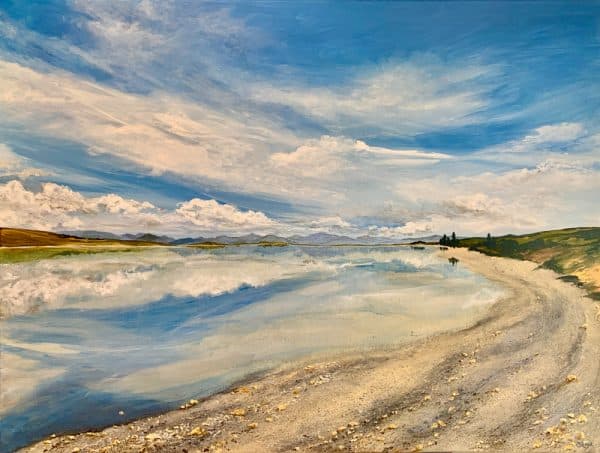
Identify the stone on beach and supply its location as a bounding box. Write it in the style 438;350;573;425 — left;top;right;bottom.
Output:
189;426;207;437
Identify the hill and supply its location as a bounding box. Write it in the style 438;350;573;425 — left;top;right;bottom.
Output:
0;227;163;247
0;228;165;263
459;227;600;299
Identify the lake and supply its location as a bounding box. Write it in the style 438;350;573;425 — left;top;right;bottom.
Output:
0;246;503;451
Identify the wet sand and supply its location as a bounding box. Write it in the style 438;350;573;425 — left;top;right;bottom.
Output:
21;249;600;452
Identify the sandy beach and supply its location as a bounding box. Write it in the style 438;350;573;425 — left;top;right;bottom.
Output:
21;248;600;452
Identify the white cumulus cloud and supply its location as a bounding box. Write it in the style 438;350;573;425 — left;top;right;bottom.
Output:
175;199;277;232
0;180;295;236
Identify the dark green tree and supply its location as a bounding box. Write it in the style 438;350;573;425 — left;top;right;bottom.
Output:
451;232;458;247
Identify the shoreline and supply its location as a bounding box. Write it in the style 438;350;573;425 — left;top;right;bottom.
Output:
20;249;600;452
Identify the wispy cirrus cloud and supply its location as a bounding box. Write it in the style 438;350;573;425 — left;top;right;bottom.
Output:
0;144;49;180
0;60;451;208
250;58;495;136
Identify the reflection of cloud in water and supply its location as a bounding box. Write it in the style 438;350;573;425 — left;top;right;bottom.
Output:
107;266;503;396
0;246;504;450
0;352;65;415
0;248;332;317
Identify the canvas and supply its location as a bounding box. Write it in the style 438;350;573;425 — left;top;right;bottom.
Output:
0;2;599;452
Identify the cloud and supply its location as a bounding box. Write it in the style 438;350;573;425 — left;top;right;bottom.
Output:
0;60;300;195
65;0;268;89
0;144;48;179
0;60;455;210
271;135;450;177
525;123;586;144
477;122;588;160
0;178;390;238
507;122;586;154
0;180;294;236
175;199;277;232
0;180;161;232
387;155;600;236
251;58;494;135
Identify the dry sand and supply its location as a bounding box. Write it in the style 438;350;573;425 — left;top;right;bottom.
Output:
21;249;600;452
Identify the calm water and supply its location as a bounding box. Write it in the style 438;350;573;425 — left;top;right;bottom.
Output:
0;246;503;451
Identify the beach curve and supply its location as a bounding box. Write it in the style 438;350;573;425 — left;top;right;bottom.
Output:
20;248;600;452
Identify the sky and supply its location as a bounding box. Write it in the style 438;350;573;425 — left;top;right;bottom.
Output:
0;1;599;238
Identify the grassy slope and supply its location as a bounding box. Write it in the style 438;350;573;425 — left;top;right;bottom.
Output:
459;227;600;299
0;227;165;263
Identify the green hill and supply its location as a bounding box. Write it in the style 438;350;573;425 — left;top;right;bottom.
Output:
459;227;600;299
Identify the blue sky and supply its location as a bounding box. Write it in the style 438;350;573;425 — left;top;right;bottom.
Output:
0;1;598;237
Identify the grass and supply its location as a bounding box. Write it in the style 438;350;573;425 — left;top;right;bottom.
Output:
0;227;166;263
459;227;600;299
187;242;226;249
257;241;288;247
0;246;159;263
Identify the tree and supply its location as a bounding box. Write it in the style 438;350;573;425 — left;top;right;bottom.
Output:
439;234;448;246
451;232;458;247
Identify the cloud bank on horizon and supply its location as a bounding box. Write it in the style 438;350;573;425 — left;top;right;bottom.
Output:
0;1;598;238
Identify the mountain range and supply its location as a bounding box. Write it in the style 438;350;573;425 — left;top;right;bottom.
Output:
61;230;441;246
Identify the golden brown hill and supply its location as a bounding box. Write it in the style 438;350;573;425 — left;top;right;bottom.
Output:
0;227;163;247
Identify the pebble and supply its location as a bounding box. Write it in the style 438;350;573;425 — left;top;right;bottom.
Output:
230;408;247;417
145;433;161;442
189;427;207;437
565;374;577;383
234;386;252;394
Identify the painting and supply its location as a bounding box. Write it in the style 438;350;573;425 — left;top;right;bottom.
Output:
1;2;599;452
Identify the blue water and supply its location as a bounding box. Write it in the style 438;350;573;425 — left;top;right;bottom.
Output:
0;246;502;451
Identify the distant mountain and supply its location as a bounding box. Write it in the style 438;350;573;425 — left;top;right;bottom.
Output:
170;237;200;245
63;230;173;244
187;233;441;246
61;230;122;240
121;233;174;244
59;230;441;247
187;234;288;246
288;233;360;245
